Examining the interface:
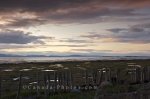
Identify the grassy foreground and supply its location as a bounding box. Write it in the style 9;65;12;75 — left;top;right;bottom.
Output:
1;59;150;99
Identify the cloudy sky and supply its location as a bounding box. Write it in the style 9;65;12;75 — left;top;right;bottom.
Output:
0;0;150;56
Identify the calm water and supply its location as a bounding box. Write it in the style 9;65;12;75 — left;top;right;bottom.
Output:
0;56;150;63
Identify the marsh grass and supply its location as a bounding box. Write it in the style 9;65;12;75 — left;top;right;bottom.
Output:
1;59;150;99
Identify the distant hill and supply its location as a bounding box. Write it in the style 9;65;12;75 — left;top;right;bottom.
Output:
0;54;21;57
0;54;84;57
0;53;150;58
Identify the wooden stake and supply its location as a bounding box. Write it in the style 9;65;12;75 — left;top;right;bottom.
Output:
16;72;22;99
0;73;1;98
44;72;48;98
47;72;51;95
36;71;40;98
54;71;57;92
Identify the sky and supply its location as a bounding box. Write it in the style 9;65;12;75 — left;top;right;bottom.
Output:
0;0;150;56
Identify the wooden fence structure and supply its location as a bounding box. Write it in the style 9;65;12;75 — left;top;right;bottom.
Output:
1;65;150;98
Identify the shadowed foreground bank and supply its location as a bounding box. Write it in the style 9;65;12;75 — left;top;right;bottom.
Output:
0;59;150;99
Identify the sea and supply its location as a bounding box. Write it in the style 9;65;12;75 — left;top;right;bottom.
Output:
0;56;150;63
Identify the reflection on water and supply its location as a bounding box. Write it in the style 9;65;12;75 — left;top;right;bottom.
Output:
0;56;150;63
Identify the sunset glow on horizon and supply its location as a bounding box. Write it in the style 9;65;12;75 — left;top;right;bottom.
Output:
0;0;150;56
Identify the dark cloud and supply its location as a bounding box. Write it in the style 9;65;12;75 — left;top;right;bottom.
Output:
0;43;90;51
5;18;47;28
0;0;150;27
81;22;150;43
71;49;111;52
60;38;93;43
0;8;137;27
58;45;87;47
42;44;89;47
133;23;150;29
108;24;150;43
46;8;135;20
0;44;36;50
0;30;53;44
81;32;109;39
0;0;90;12
107;28;127;33
0;0;149;12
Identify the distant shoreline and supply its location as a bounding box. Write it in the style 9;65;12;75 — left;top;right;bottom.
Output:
0;58;150;65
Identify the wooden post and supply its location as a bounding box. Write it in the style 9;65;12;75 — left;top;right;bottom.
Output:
85;70;88;85
116;69;119;84
96;70;100;85
66;70;69;91
36;71;40;98
0;73;1;98
141;67;144;83
58;71;61;92
59;71;63;92
69;71;73;90
70;71;74;90
99;70;103;85
47;72;51;96
148;67;150;82
63;71;66;92
108;68;111;81
94;70;104;99
105;69;107;81
44;72;48;99
92;70;95;85
16;72;22;99
54;71;57;93
136;68;140;83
